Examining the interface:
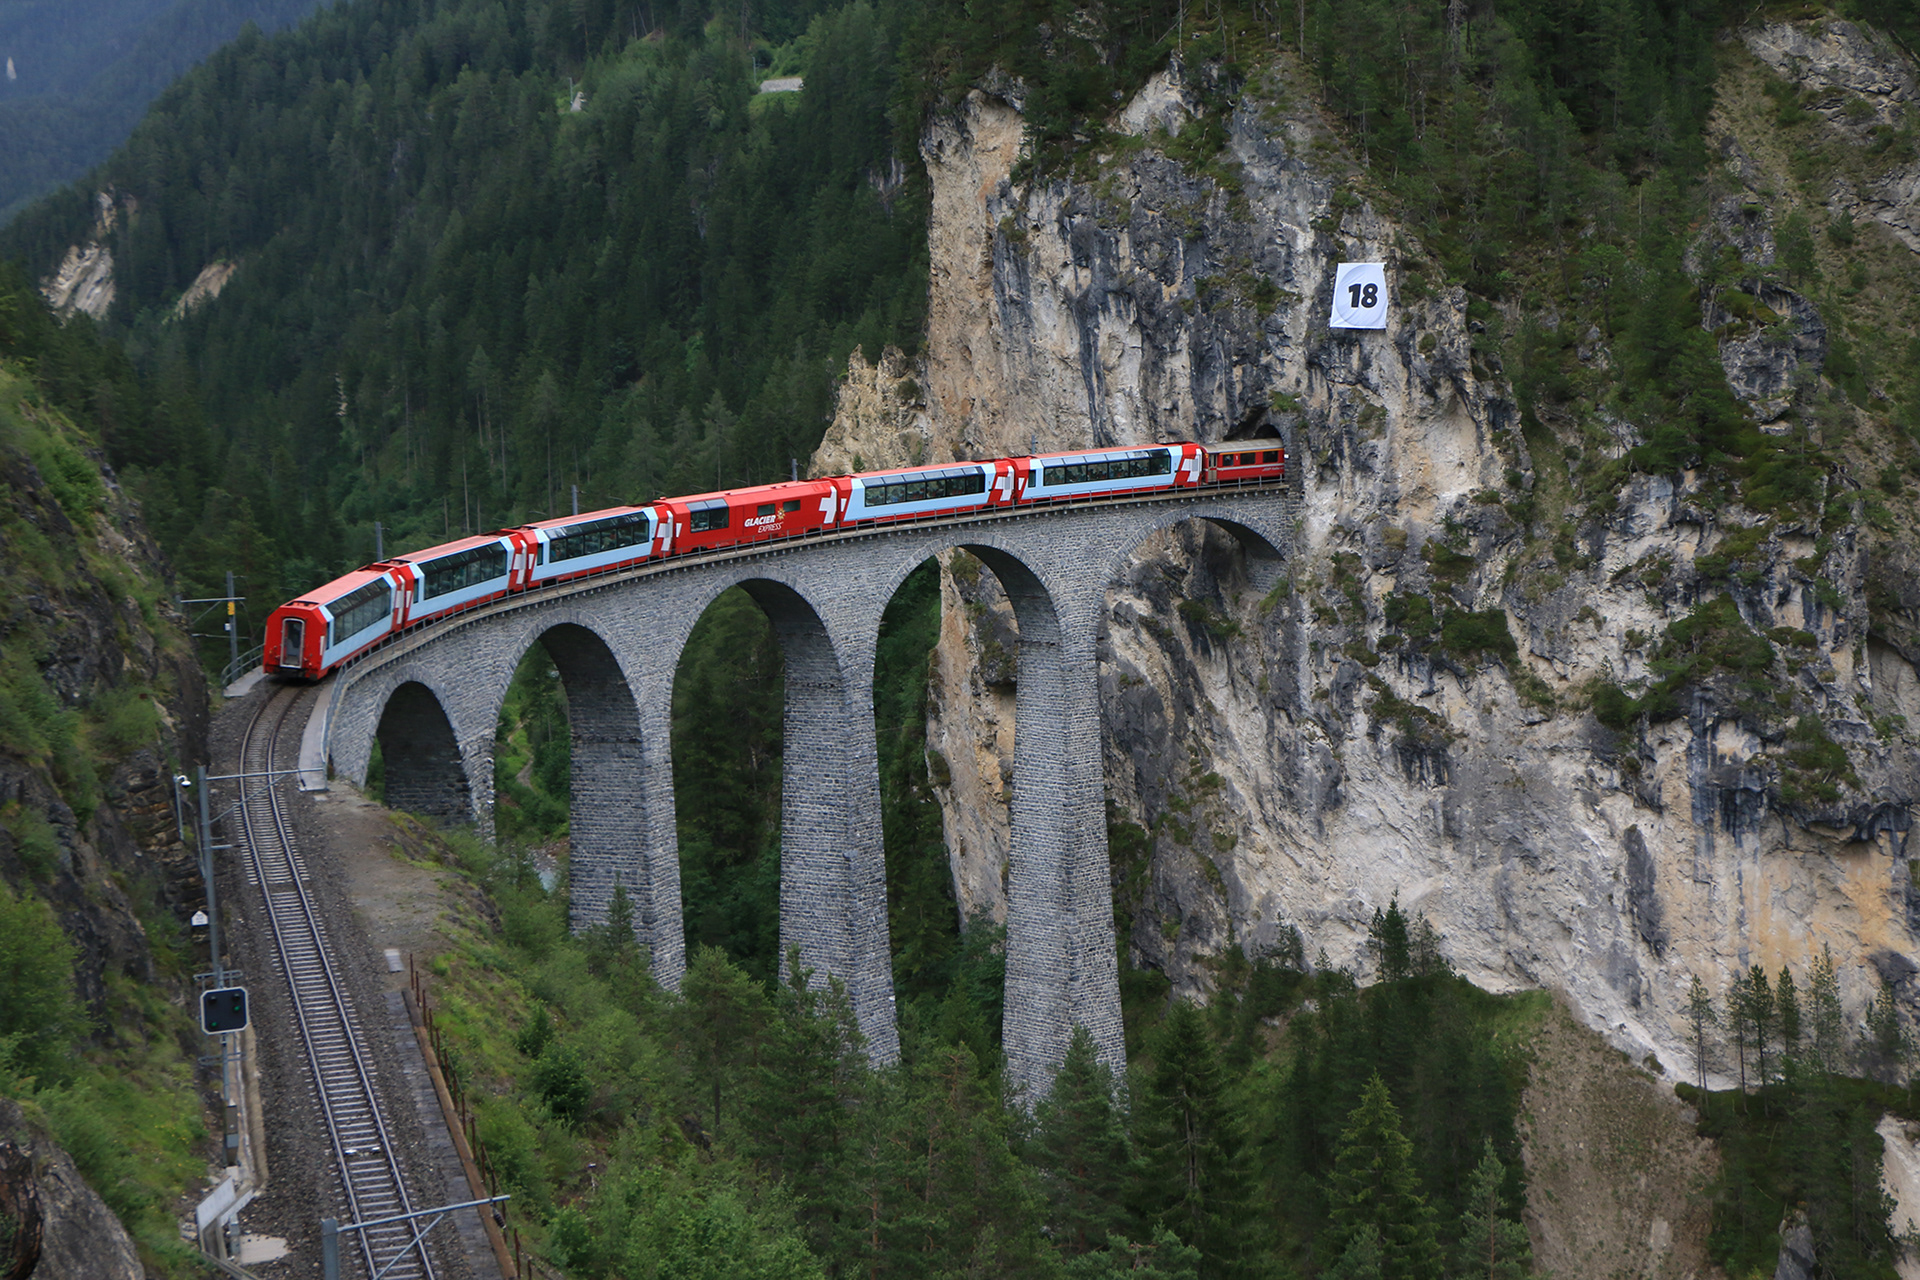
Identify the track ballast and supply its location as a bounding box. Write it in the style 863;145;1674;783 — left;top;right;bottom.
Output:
238;687;437;1280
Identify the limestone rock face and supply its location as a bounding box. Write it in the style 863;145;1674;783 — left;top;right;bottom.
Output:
810;33;1920;1084
1741;20;1920;253
0;1099;143;1280
38;190;125;321
810;345;932;478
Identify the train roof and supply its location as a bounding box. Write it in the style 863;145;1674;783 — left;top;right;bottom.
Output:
659;479;834;506
286;564;393;608
386;532;511;563
849;460;993;481
508;504;654;533
1028;443;1183;462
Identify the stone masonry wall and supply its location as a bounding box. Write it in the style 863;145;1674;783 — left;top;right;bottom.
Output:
321;490;1290;1094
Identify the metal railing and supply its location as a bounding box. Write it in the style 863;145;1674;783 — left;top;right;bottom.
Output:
222;644;264;689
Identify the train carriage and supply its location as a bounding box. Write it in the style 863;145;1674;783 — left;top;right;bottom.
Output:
838;460;1012;524
656;479;841;555
264;565;400;681
507;505;670;590
1021;443;1204;501
388;533;516;627
1204;443;1286;483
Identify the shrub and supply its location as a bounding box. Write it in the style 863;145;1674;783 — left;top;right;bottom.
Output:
1438;609;1518;663
0;878;85;1079
1592;682;1639;730
532;1042;592;1125
1383;592;1436;637
86;686;164;758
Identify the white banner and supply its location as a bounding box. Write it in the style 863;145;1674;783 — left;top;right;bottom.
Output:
1329;262;1389;329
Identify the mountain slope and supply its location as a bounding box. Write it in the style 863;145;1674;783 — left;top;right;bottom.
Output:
0;0;328;222
1;0;928;629
0;262;214;1276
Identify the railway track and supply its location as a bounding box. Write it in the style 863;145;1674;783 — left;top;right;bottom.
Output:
237;686;436;1280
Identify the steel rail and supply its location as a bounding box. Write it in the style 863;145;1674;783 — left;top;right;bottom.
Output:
236;688;436;1280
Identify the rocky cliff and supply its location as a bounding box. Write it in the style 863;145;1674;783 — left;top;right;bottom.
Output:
0;365;209;1014
0;293;214;1269
815;18;1920;1086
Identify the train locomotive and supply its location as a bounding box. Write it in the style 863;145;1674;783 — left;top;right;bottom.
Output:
263;440;1283;681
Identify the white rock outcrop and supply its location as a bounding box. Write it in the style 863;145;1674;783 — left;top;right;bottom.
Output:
813;29;1920;1087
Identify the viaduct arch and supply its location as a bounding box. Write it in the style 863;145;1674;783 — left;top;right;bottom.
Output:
321;490;1291;1096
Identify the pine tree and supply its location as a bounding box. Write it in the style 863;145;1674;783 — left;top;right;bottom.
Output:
1685;973;1718;1091
675;944;770;1140
1746;966;1776;1085
740;950;869;1258
1776;967;1802;1068
1726;969;1752;1090
1325;1072;1445;1280
1368;896;1413;984
1134;1000;1250;1274
1410;917;1449;978
1062;1227;1204;1279
1809;944;1847;1075
1865;978;1911;1084
1325;1222;1385;1280
1030;1023;1133;1256
1452;1139;1532;1280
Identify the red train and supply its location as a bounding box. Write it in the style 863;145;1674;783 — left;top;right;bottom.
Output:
263;440;1283;680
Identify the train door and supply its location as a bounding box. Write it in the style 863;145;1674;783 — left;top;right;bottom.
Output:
278;617;305;670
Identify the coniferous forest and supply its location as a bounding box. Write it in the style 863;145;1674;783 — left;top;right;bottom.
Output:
4;0;1920;1275
0;0;330;220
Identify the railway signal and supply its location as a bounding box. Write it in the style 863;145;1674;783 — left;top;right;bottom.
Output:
202;986;249;1034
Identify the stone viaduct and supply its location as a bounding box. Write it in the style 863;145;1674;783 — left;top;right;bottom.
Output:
316;488;1291;1097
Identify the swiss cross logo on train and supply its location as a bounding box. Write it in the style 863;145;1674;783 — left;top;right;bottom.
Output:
1329;262;1389;330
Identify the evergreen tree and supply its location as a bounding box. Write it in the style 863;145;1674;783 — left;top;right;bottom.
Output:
1325;1222;1384;1280
740;950;869;1258
1745;966;1776;1085
1726;969;1752;1091
1776;967;1802;1067
1324;1072;1445;1280
675;944;771;1140
1409;917;1449;978
1685;973;1718;1091
1030;1023;1134;1256
1134;1000;1250;1274
1452;1139;1532;1280
893;1043;1056;1276
1367;896;1413;984
1808;944;1847;1075
1062;1227;1203;1279
1864;978;1911;1084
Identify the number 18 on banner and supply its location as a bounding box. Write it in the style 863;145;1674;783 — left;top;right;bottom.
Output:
1330;262;1389;329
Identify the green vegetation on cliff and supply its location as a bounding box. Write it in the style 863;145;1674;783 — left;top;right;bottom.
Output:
0;266;212;1277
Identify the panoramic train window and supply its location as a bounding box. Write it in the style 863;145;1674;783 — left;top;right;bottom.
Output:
418;543;509;599
689;501;729;533
546;511;652;564
1039;450;1171;485
863;469;987;508
328;579;391;646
